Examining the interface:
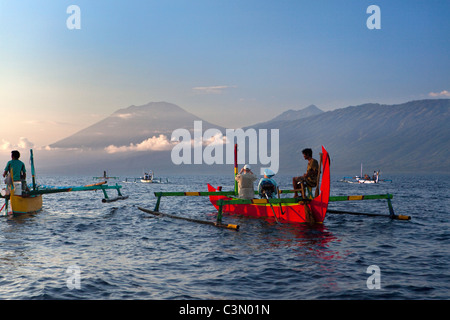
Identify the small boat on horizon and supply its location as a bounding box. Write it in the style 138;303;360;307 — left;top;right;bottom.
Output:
340;164;392;184
141;170;154;183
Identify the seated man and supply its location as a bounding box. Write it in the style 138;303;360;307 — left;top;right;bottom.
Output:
292;148;318;198
258;169;278;199
235;164;257;199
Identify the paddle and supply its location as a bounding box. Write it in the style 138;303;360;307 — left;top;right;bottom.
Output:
0;202;6;216
277;188;285;215
264;193;280;224
303;202;315;225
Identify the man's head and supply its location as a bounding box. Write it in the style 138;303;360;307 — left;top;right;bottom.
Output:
11;150;20;160
302;148;312;160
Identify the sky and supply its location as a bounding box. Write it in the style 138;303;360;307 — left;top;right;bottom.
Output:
0;0;449;151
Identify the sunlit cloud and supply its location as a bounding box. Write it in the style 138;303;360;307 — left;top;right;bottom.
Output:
105;135;175;153
429;90;450;97
0;137;34;151
114;113;134;119
22;120;74;126
192;85;237;94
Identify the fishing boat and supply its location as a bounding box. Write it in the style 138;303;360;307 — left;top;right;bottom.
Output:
340;175;392;184
1;150;128;216
124;171;169;184
207;146;330;224
340;164;391;184
141;171;154;183
1;188;43;215
341;176;377;184
138;144;409;230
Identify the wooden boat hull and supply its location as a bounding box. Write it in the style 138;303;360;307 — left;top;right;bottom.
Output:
208;146;330;224
9;193;43;215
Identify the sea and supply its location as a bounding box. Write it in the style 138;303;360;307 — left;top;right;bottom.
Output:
0;173;448;306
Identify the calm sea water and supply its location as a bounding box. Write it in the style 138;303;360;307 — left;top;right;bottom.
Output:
0;173;448;302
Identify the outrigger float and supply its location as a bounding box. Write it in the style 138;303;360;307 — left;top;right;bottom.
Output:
138;145;410;230
1;150;128;216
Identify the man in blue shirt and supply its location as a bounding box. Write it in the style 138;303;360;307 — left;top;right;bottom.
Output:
258;169;278;199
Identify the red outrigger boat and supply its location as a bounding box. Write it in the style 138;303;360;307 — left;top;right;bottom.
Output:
207;146;331;224
139;144;409;229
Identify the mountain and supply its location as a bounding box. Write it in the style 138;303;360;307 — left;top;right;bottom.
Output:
250;99;450;174
50;101;224;149
270;105;323;122
41;101;229;175
39;99;449;175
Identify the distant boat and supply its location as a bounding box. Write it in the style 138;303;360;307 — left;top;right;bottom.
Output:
340;164;391;184
141;171;154;183
123;170;169;184
93;171;119;181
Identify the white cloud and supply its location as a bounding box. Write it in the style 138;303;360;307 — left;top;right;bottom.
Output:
105;135;175;153
202;131;229;146
429;90;450;97
22;120;74;126
114;113;134;119
192;85;237;94
0;140;12;151
0;137;34;151
17;137;34;149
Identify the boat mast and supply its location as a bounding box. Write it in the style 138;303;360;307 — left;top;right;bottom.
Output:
234;144;238;195
30;149;36;191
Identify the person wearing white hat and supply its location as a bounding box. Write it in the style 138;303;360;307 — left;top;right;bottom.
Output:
258;169;279;199
235;164;257;199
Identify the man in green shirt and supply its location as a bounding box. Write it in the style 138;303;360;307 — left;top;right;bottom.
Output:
3;150;26;183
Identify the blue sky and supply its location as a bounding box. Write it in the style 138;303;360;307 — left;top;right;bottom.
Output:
0;0;449;148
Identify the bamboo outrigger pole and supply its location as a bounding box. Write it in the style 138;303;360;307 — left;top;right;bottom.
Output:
147;191;239;230
138;207;239;230
327;194;411;220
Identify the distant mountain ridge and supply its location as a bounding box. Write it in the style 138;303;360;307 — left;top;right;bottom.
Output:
270;104;323;122
50;101;224;149
250;99;450;173
43;99;450;174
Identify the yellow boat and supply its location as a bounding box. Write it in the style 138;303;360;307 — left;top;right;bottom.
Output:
7;188;43;215
1;149;127;216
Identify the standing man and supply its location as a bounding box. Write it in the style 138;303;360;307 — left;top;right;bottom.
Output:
292;148;319;198
3;150;26;185
235;164;257;199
